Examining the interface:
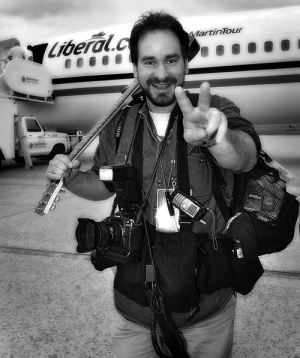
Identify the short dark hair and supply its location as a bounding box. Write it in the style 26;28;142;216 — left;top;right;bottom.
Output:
129;11;190;65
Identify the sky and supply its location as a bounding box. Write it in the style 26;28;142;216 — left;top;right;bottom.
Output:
0;0;299;47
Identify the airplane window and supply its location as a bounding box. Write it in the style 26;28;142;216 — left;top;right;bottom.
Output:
281;40;290;51
216;45;224;56
77;58;83;68
26;119;42;132
65;59;71;69
102;56;109;65
116;54;122;64
90;57;96;66
232;44;240;55
248;42;256;54
264;41;273;52
201;47;209;57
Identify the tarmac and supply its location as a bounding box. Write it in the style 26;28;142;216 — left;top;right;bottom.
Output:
0;135;300;358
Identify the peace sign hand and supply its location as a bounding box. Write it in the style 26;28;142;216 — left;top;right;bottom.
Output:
175;82;228;146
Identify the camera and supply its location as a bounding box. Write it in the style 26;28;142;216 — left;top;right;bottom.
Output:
75;165;144;264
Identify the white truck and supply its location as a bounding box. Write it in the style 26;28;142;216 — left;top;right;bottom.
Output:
0;98;71;168
0;53;82;168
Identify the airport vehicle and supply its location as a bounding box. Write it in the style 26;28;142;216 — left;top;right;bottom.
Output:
1;5;297;135
0;57;83;168
0;99;71;168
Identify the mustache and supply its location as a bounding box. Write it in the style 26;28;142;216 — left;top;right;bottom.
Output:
146;76;178;86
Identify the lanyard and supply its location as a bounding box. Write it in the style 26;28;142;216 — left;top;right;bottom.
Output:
160;139;177;191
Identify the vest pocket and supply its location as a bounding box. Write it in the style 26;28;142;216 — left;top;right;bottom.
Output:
153;230;202;312
153;231;197;294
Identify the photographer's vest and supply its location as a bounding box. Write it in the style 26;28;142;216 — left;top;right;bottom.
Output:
111;97;235;328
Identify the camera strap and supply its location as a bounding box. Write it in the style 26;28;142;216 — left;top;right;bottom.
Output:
131;110;144;187
176;111;193;231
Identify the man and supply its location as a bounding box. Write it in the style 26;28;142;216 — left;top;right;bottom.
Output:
7;41;26;61
46;12;260;358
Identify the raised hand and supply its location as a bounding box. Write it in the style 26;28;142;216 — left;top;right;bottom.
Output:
175;82;228;146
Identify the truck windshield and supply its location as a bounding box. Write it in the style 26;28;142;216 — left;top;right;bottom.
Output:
26;119;42;132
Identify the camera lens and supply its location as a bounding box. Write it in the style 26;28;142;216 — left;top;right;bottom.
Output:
75;218;123;253
84;222;101;249
76;218;101;252
98;220;123;247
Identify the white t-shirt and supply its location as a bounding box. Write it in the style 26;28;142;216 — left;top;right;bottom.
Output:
149;111;170;137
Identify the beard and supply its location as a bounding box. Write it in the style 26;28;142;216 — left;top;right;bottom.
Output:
140;76;184;107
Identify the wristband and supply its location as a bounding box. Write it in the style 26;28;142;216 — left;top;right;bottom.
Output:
201;139;218;148
201;129;219;148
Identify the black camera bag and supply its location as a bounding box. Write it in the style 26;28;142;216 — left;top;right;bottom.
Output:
206;149;299;294
218;151;299;257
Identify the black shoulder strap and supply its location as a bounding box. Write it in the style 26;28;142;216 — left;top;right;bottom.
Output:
115;106;130;154
115;102;144;182
176;112;189;194
176;91;198;194
131;114;144;185
115;91;145;154
203;148;231;222
176;109;193;230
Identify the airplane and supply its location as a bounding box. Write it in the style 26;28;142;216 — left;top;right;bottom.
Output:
2;5;300;135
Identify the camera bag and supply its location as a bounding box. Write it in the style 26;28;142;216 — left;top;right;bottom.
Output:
211;150;299;257
206;148;299;294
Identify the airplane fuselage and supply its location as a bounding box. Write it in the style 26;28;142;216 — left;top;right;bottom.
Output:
18;6;300;134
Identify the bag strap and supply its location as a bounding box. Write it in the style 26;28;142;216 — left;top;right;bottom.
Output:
203;148;231;222
176;109;193;230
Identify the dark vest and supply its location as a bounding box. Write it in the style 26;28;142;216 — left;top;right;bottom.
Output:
112;99;235;327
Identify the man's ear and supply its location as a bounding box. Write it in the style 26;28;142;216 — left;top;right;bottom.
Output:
133;65;138;78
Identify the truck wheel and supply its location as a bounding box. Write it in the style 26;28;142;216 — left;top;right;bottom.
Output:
48;144;65;160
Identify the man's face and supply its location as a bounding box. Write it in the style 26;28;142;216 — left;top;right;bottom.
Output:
133;29;189;113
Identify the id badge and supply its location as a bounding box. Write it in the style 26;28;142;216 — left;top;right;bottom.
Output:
156;189;180;232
